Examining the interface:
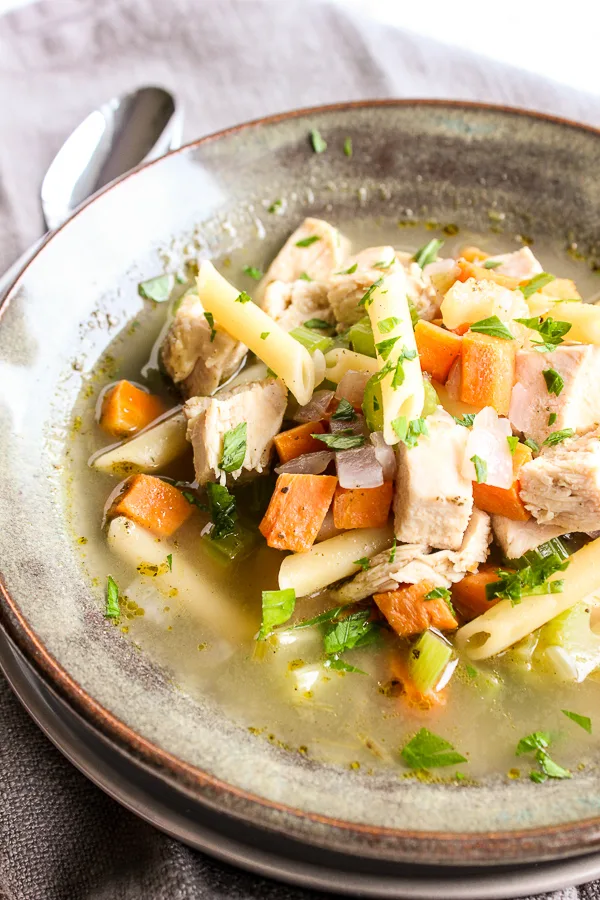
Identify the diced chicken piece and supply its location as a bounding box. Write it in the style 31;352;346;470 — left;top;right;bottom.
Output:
510;345;600;445
332;509;491;604
184;378;287;484
262;218;348;285
161;292;247;398
491;514;567;560
396;251;456;322
485;247;543;281
394;411;473;551
261;280;333;332
441;278;529;331
327;246;399;325
519;427;600;531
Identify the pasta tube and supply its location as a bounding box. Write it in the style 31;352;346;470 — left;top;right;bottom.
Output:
197;261;314;404
90;409;188;477
367;271;425;444
455;537;600;660
278;525;394;598
323;348;378;383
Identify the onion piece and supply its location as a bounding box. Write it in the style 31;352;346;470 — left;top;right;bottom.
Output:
336;445;383;489
316;508;343;542
335;369;371;407
370;432;397;481
330;412;367;437
275;450;334;475
445;357;462;400
463;406;513;488
293;390;334;423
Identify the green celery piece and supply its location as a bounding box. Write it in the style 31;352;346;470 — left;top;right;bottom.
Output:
362;375;384;432
289;325;334;354
408;630;454;694
422;378;439;417
348;316;376;358
203;520;259;564
539;601;600;682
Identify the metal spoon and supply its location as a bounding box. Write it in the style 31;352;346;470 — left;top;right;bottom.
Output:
1;85;183;294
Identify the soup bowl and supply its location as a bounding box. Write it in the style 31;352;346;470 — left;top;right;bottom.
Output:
1;101;600;873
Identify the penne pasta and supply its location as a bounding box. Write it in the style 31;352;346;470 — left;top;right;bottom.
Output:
196;261;315;404
455;537;600;660
90;409;188;477
278;525;394;598
323;347;378;383
367;271;425;444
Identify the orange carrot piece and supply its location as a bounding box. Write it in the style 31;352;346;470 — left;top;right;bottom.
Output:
451;323;471;336
456;258;520;290
108;474;193;537
460;245;489;263
452;565;505;621
373;580;458;638
100;380;166;438
472;443;533;521
388;650;446;710
332;482;393;530
259;473;337;552
460;331;516;416
414;320;463;384
273;421;326;463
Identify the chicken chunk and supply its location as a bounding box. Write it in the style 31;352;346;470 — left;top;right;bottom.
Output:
262;218;348;286
261;280;333;332
519;427;600;531
509;344;600;445
396;251;454;322
161;292;247;398
327;245;399;325
394;411;473;551
184;378;287;484
332;509;491;604
485;247;543;281
491;514;567;560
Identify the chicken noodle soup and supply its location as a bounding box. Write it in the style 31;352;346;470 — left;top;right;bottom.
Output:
67;219;600;780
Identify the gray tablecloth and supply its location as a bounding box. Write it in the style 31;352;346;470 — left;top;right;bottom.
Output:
1;1;599;898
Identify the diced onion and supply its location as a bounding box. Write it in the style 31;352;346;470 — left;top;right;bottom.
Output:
336;445;383;489
293;390;334;423
275;450;334;475
335;369;371;407
370;432;396;481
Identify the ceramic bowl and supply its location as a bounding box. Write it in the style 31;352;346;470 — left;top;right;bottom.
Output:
1;101;600;868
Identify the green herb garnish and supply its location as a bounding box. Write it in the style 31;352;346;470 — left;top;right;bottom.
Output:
486;542;569;605
331;398;356;421
471;455;487;484
243;265;263;280
337;262;358;275
206;483;237;540
413;239;444;269
296;235;321;248
235;291;252;304
375;336;400;361
138;274;174;302
524;437;540;453
312;433;365;451
543;428;574;447
310;128;327;154
393;416;429;448
483;259;503;269
507;436;519;454
181;490;209;512
324;657;365;674
516;730;571;781
204;311;217;342
258;589;296;640
519;272;556;300
105;575;120;618
220;422;247;473
343;136;352;157
389;539;397;564
391;346;417;389
543;368;564;396
424;587;451;601
322;610;379;655
373;257;395;270
290;606;345;631
378;316;401;334
514;314;571;351
358;277;384;308
304;318;333;329
548;412;557;426
353;557;371;571
166;553;172;572
268;199;282;214
469;316;514;340
260;331;270;340
401;728;467;770
562;710;592;734
299;271;312;281
453;413;476;428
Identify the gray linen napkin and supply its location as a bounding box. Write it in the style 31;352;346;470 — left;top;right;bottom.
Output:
1;1;599;898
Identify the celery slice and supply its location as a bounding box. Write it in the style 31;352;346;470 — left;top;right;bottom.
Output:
289;325;334;354
408;629;455;694
422;378;439;417
538;601;600;682
362;376;384;432
203;520;259;564
348;317;376;358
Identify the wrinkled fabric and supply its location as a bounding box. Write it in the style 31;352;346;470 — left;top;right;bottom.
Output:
1;1;600;898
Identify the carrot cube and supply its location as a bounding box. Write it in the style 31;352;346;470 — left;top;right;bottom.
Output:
472;442;532;521
333;482;393;530
273;421;326;463
460;331;516;416
451;565;504;621
456;258;520;290
100;380;166;438
259;473;337;552
108;474;192;537
414;320;463;383
373;580;458;637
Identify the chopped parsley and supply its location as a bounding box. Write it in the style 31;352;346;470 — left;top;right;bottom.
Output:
331;398;356;421
290;605;345;631
137;273;174;302
515;315;572;352
268;198;282;214
483;259;503;269
378;316;401;334
206;483;237;540
235;291;252;304
204;311;217;342
353;557;371;571
337;262;358;275
166;553;172;572
453;413;475;428
181;490;208;512
413;239;444;269
401;728;467;770
393;416;429;448
295;234;321;248
507;435;519;454
524;437;540;453
310;128;327;154
324;657;365;674
485;542;569;605
391;346;417;389
469;316;514;340
470;455;487;484
519;272;556;300
375;336;400;361
548;412;557;426
260;331;270;340
258;589;296;640
299;271;312;281
304;318;333;329
105;575;120;618
389;539;397;564
373;257;395;270
322;609;379;656
543;368;564;396
543;428;574;447
358;277;384;308
220;422;247;473
343;136;353;157
243;265;263;280
424;587;451;601
562;709;592;733
312;433;365;451
516;730;571;781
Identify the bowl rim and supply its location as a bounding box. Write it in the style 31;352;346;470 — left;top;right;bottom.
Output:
2;98;600;866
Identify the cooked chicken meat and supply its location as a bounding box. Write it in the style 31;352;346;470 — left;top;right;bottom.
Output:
491;514;567;560
261;280;333;332
485;247;543;281
327;245;399;325
262;218;348;286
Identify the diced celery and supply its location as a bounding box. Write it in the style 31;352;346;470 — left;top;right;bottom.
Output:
502;630;540;673
514;538;570;571
422;378;439;417
362;375;383;432
408;629;455;693
289;325;334;354
348;317;376;358
203;520;259;564
538;601;600;682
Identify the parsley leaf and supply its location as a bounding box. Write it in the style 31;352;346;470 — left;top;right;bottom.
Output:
514;315;571;352
353;557;371;571
337;262;358;275
375;336;400;361
516;731;571;780
322;610;379;655
453;413;475;428
413;239;444;269
470;455;487;483
391;346;417;389
243;265;263;280
389;539;397;564
331;398;356;421
524;437;540;453
310;128;327;154
519;272;556;300
424;587;451;600
220;422;247;473
373;257;395;270
299;271;312;281
358;277;384;308
548;412;557;426
304;318;333;329
538;753;571;779
166;553;172;572
543;428;574;447
507;435;519;454
562;709;592;734
258;589;296;640
105;575;120;618
543;368;564;396
343;136;352;157
260;331;270;340
401;728;467;770
393;416;428;448
235;291;252;304
268;199;282;214
324;657;366;675
486;544;569;605
138;274;174;302
296;235;321;248
290;606;345;631
483;259;503;269
516;731;550;755
312;433;365;451
469;316;514;340
206;483;237;540
181;490;208;512
378;316;401;334
204;311;216;342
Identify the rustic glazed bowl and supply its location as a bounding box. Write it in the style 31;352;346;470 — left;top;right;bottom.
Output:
1;102;600;870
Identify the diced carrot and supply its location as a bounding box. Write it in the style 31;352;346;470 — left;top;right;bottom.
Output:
373;580;458;638
451;565;505;621
414;320;463;384
460;245;489;263
100;380;166;438
388;650;446;710
333;482;393;530
259;473;337;552
451;323;471;336
108;474;193;537
456;258;520;290
460;331;516;416
472;442;533;521
273;421;326;463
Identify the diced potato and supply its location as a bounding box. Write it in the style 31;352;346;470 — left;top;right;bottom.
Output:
440;278;528;331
